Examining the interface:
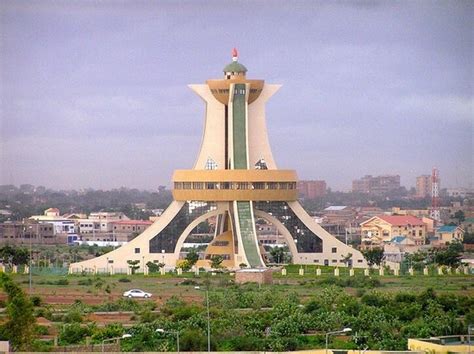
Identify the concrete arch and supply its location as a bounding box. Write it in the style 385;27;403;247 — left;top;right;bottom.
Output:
254;209;299;259
172;206;227;260
70;201;186;271
287;201;367;267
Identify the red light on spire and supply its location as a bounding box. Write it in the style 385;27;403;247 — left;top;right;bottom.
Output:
232;48;238;58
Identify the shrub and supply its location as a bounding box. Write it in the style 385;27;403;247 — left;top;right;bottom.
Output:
180;279;198;286
118;277;131;283
78;278;93;286
35;325;49;335
146;261;164;273
30;296;42;307
54;278;69;286
59;323;93;345
63;308;83;323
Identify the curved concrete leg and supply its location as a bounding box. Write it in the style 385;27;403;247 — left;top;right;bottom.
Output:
70;201;185;271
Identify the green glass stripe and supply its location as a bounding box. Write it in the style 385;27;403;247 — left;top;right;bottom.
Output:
232;84;247;170
236;201;263;267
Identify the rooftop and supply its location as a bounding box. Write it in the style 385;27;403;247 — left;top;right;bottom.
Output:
111;220;153;225
324;206;348;211
378;215;425;226
437;225;460;233
391;236;407;244
223;61;247;73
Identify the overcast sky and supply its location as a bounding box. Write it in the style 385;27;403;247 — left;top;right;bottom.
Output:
1;0;472;191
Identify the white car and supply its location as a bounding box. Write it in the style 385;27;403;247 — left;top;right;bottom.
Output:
123;289;152;298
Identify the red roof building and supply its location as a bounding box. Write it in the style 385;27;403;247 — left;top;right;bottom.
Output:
360;215;427;246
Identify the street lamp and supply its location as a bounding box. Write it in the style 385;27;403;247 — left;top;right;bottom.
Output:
28;225;33;294
156;328;180;354
195;286;211;352
206;289;210;352
325;328;352;354
468;324;472;354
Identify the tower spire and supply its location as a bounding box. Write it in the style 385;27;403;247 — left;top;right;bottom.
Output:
232;48;238;62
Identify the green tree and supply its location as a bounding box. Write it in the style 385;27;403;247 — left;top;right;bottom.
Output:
453;210;465;224
433;241;463;267
0;273;36;350
269;247;287;264
59;323;94;345
127;260;140;274
362;248;385;267
0;246;29;268
185;248;199;268
341;253;353;266
146;261;164;273
462;232;474;244
209;255;224;269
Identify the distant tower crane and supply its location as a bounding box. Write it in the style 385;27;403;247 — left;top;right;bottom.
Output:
430;168;440;223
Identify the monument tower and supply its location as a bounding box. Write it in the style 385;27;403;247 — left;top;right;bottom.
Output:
71;50;366;272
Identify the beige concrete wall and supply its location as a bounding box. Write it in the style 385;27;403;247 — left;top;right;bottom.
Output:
188;85;226;170
408;338;469;353
248;84;281;169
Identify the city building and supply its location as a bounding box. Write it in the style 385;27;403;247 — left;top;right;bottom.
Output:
0;220;63;245
298;180;327;199
70;50;367;272
432;225;464;245
462;217;474;233
408;335;472;353
29;208;77;238
360;215;427;246
446;187;473;198
111;220;153;241
88;212;129;232
415;175;431;198
322;206;354;224
352;175;401;195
